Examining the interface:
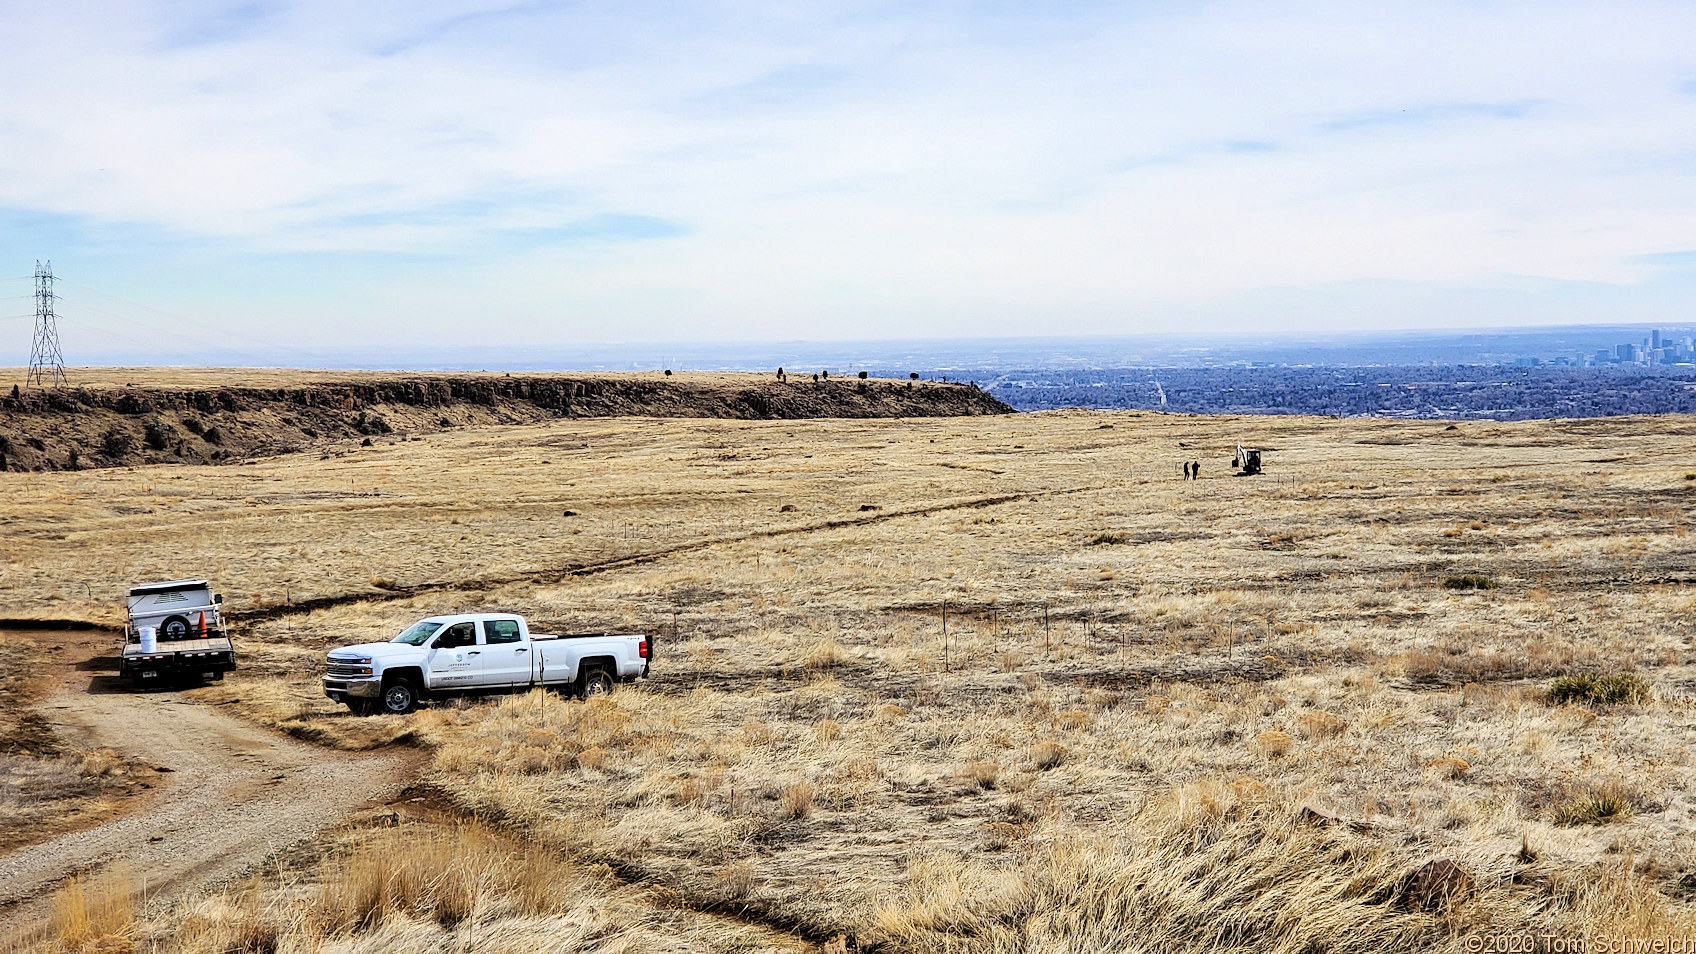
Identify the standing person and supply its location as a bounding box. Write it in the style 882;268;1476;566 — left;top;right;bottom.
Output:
1192;460;1201;480
1183;461;1192;480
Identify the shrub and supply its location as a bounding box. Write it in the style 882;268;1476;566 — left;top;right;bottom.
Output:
1254;730;1295;758
202;426;224;445
353;411;392;435
1031;741;1069;770
142;418;176;451
964;761;1000;790
1547;673;1651;706
1552;783;1636;825
1441;575;1496;590
181;417;205;435
100;427;133;458
1087;532;1129;546
576;746;607;770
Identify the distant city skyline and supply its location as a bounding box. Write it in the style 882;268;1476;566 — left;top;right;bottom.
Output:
5;3;1696;355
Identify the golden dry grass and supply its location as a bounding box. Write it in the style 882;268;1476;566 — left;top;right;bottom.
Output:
6;401;1696;950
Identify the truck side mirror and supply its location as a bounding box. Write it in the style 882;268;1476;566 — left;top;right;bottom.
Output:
213;594;224;604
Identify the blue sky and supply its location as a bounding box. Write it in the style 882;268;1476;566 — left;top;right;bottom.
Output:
4;1;1696;358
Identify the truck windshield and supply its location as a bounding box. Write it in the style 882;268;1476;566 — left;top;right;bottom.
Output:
392;621;444;646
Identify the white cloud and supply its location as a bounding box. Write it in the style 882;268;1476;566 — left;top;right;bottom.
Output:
4;1;1696;346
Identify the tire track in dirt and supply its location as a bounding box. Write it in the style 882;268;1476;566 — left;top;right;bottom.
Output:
0;689;413;937
5;489;1088;635
232;489;1062;623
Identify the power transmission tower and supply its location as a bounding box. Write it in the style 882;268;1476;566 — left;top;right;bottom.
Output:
25;260;66;388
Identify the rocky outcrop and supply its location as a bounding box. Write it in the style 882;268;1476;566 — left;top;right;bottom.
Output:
0;374;1013;471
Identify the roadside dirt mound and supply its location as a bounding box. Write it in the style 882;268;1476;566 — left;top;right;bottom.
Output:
0;373;1013;470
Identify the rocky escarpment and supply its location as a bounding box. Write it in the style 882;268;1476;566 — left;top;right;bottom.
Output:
0;374;1014;471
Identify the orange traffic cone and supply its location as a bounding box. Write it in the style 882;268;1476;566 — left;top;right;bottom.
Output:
198;612;207;637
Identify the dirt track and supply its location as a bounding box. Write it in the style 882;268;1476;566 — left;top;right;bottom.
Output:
0;660;412;936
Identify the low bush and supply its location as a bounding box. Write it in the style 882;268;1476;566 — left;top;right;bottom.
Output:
1441;575;1496;591
1551;783;1636;825
1087;532;1129;546
142;418;176;451
99;427;133;458
1547;673;1651;706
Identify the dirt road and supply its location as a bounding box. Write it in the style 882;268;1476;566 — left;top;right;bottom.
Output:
0;675;411;935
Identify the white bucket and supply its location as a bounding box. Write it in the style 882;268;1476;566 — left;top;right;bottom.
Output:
139;626;156;653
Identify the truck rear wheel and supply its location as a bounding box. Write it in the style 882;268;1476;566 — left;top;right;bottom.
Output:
580;667;615;698
379;679;418;715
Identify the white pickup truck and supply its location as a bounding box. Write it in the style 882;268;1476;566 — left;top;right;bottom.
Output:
322;613;651;715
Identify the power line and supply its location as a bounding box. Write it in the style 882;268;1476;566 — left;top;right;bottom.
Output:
53;277;342;366
26;261;67;388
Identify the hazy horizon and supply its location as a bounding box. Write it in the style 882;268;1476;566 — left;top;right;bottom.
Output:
13;323;1696;375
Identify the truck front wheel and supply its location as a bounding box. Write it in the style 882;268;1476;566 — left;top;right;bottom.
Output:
379;679;418;715
580;667;615;698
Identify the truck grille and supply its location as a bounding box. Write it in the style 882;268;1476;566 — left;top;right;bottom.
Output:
325;659;370;677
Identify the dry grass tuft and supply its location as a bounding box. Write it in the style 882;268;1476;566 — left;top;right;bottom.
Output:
1423;756;1471;780
964;760;1000;790
805;639;847;672
1030;741;1068;770
1052;709;1090;730
871;797;1459;954
46;868;133;951
815;718;842;742
1253;730;1295;758
1294;711;1347;740
780;780;816;818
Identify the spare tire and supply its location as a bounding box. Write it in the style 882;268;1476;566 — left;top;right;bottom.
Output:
158;615;192;640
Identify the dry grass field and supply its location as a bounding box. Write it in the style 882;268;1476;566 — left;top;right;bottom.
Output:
5;398;1696;952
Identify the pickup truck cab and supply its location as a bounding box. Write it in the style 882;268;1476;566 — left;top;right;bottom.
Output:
323;613;650;715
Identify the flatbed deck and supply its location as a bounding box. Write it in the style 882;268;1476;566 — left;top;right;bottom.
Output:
121;636;233;656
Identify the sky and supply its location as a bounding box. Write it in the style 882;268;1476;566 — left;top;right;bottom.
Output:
4;1;1696;360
